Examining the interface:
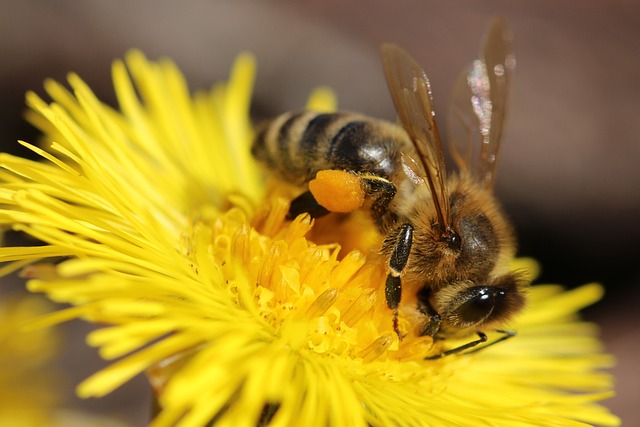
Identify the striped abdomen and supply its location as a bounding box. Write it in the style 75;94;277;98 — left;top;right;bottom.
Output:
252;111;411;185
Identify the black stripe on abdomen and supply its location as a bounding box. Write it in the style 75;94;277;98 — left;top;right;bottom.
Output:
328;121;369;171
329;121;397;178
277;112;306;172
300;113;340;158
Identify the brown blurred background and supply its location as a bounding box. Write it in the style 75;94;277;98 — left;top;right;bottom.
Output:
1;0;638;425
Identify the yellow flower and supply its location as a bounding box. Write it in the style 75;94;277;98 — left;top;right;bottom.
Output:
0;294;61;426
0;293;134;426
0;51;620;426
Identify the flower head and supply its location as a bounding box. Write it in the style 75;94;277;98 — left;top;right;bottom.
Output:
0;52;620;426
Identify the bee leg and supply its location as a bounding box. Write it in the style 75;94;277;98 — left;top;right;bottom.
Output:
384;223;413;340
463;329;517;354
424;332;488;360
424;330;517;360
297;172;397;222
287;191;330;220
359;175;397;230
416;287;442;337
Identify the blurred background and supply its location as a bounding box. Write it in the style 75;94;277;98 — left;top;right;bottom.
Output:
1;0;638;425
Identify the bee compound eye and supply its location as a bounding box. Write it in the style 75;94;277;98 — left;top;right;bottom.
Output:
454;286;504;325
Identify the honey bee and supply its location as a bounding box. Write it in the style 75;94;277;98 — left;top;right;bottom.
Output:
252;17;526;358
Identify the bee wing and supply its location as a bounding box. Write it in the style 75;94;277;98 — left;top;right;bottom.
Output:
448;17;515;189
381;43;451;228
448;64;477;174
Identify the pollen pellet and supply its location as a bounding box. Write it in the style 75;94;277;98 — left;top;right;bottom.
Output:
309;170;365;213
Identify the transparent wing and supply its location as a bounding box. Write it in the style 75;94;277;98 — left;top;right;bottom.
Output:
381;43;450;228
481;17;514;187
448;63;478;174
448;17;515;189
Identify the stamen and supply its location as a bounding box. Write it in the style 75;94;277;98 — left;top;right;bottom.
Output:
304;288;339;319
357;334;393;362
340;288;376;326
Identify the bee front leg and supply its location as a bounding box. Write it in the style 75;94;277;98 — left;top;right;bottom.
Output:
385;223;413;340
